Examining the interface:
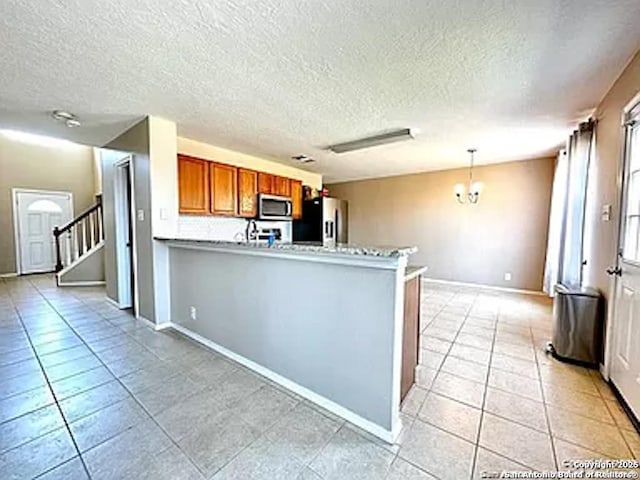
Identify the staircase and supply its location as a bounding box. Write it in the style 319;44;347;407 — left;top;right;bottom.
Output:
53;199;105;286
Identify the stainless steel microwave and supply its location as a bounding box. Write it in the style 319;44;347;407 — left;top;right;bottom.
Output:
257;194;293;221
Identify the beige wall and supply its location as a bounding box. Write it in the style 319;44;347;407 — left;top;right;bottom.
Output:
178;137;322;188
328;157;555;291
585;50;640;300
0;134;95;274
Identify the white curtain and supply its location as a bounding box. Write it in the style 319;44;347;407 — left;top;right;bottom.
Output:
543;120;595;295
543;151;568;295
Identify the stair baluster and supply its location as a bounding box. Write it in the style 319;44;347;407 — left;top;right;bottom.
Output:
81;219;88;255
53;199;103;272
65;230;72;266
89;213;96;248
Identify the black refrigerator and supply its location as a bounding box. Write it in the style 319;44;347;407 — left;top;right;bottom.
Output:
293;197;348;246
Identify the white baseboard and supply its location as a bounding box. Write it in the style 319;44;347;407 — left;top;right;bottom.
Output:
137;315;158;330
168;321;398;444
422;277;547;297
0;272;18;278
57;280;106;287
105;296;122;309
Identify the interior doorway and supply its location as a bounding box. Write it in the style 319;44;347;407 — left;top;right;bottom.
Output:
114;156;137;314
13;189;73;274
608;96;640;420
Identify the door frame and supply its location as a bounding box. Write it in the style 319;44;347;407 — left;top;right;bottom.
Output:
603;89;640;380
113;156;139;314
12;188;74;275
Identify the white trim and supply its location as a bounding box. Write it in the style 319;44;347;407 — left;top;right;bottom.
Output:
12;188;74;275
57;281;106;287
114;156;138;311
0;272;18;278
129;161;140;317
422;277;547;296
623;89;640;116
604;90;640;380
136;315;157;330
389;257;407;441
168;321;398;443
158;239;405;270
56;240;104;277
105;295;121;309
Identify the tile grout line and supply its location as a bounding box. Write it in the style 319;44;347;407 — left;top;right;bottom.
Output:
8;285;93;479
25;277;209;479
400;286;471;479
33;278;345;479
532;321;561;471
467;293;498;480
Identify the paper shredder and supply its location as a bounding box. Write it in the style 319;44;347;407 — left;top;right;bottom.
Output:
548;284;604;367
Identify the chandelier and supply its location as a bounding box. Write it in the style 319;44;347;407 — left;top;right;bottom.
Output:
454;148;483;204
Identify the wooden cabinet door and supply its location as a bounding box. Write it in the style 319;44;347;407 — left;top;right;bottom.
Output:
178;155;209;214
237;168;258;218
290;180;302;219
400;275;421;402
273;176;291;197
210;163;238;216
258;172;274;194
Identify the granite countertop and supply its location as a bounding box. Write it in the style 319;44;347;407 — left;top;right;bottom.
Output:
155;237;417;258
405;266;428;281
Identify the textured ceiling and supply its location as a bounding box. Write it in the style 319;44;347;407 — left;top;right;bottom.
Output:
1;0;639;182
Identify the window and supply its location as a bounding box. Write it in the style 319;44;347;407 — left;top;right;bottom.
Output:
622;110;640;262
27;199;63;213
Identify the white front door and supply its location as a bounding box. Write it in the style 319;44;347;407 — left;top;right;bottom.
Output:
610;102;640;418
14;190;73;274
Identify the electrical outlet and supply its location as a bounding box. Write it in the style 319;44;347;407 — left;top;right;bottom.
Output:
137;209;145;221
504;272;512;281
189;306;197;320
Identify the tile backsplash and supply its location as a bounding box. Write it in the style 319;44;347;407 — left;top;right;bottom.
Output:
177;215;292;242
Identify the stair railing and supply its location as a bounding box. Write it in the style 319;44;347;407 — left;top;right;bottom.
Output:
53;199;103;272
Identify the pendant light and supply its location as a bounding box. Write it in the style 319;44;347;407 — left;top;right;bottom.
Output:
454;148;483;204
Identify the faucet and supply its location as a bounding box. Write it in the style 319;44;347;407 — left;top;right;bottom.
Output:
246;220;258;243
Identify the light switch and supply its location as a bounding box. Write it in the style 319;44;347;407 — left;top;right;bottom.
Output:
159;208;168;220
137;209;145;221
601;204;611;222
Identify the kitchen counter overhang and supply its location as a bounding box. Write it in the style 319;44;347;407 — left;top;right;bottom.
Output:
154;237;417;442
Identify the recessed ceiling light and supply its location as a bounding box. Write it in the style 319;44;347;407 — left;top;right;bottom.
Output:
291;154;315;164
51;110;81;127
51;110;75;121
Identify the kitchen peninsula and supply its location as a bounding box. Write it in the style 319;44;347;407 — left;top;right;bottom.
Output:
155;238;420;443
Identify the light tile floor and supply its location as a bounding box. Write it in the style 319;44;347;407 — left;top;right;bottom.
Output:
0;275;638;479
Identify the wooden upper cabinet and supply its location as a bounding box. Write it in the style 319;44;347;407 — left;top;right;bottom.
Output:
210;163;238;216
237;168;258;218
290;180;302;219
178;153;305;219
273;176;291;197
257;172;274;194
178;155;210;214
